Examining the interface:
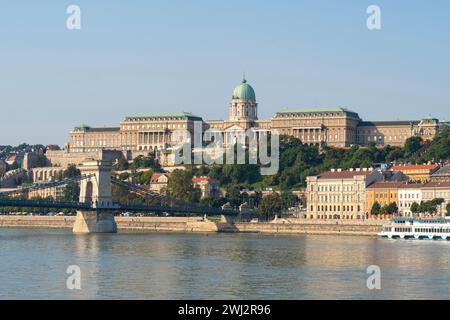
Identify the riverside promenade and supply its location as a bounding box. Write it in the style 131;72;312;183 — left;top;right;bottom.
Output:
0;216;385;236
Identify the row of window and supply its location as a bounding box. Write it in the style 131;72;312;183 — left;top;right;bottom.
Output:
315;185;360;192
374;193;396;199
316;195;361;202
122;123;187;130
392;228;450;233
312;205;362;212
399;193;420;199
366;136;409;142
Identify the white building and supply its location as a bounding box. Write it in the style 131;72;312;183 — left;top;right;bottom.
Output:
306;168;384;220
398;184;424;216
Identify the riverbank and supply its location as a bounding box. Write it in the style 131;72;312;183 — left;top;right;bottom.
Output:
0;216;385;236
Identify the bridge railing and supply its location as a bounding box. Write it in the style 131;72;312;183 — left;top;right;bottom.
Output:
0;198;92;210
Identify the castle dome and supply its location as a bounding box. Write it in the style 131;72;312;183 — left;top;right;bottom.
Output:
232;78;256;101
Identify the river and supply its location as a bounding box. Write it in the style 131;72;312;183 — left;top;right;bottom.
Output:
0;228;449;299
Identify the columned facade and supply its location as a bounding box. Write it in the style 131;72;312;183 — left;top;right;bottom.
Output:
65;77;446;157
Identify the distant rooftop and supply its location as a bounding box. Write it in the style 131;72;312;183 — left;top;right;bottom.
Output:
318;168;373;179
423;181;450;189
359;120;420;127
367;182;406;189
276;107;360;118
390;164;439;171
432;164;450;176
73;125;119;133
124;112;203;121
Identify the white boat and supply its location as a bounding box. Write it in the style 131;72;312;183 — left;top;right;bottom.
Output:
379;217;450;240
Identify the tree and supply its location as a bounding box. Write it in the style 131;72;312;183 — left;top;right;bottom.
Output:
281;192;298;209
63;164;80;179
371;202;381;215
200;197;227;208
258;193;282;221
166;169;201;203
62;182;80;202
135;170;153;185
404;136;423;157
118;172;130;181
417;128;450;162
380;205;390;215
131;154;160;171
446;203;450;217
225;185;242;208
418;199;443;215
116;157;129;170
410;202;419;214
387;202;398;215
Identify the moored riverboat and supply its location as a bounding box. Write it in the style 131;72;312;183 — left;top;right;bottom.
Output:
379;217;450;240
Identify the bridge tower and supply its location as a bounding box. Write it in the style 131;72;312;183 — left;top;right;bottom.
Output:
79;160;113;208
73;159;117;234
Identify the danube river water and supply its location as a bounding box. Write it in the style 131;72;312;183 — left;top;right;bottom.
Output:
1;228;449;299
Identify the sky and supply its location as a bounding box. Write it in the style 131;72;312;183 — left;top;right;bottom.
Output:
0;0;449;146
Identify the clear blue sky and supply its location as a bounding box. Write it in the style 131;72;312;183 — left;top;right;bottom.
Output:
1;0;449;146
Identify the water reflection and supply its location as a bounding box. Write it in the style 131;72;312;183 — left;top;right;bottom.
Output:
1;229;450;299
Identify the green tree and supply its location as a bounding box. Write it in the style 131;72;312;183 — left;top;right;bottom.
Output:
410;202;419;214
258;193;282;221
166;169;201;203
380;205;390;215
131;154;160;170
446;203;450;217
63;164;80;179
136;170;154;185
387;202;398;215
116;157;129;170
416;128;450;162
404;136;423;157
200;197;227;208
281;191;298;209
118;172;130;181
62;182;80;202
371;202;381;215
225;185;242;208
418;199;443;215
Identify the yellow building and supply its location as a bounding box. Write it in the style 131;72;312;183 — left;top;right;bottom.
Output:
27;185;65;200
389;164;439;182
366;182;404;212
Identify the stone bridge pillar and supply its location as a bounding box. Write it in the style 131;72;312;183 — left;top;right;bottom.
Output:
73;160;117;234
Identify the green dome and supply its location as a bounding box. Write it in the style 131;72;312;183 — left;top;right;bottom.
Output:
232;79;256;101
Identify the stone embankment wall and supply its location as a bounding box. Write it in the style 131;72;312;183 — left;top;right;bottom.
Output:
0;216;385;236
115;217;219;233
0;216;76;229
0;216;218;233
229;219;384;236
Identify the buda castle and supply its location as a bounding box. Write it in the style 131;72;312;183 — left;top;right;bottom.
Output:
65;78;444;160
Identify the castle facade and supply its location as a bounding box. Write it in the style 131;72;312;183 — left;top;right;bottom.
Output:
66;78;444;156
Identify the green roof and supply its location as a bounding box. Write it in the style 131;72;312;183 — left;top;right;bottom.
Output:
75;123;90;128
74;124;91;132
278;107;352;113
125;112;203;120
276;107;359;117
232;78;256;101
